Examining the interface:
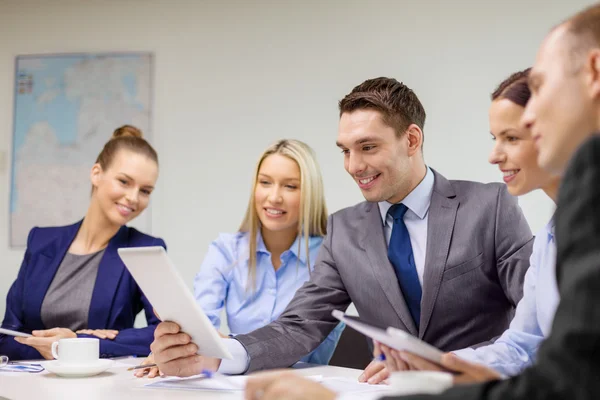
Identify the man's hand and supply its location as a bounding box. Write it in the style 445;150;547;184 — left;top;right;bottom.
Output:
14;328;77;359
387;348;502;384
150;321;221;377
245;370;336;400
76;329;119;340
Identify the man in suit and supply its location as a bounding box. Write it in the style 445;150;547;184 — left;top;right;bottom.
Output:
150;78;533;377
243;4;600;400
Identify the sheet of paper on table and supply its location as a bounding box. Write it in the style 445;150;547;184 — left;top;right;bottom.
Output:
145;373;391;395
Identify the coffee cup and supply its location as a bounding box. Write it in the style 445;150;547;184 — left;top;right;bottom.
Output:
51;338;100;365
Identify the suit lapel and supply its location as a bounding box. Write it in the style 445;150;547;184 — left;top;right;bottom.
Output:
87;226;129;329
28;222;82;328
360;203;418;335
419;171;458;338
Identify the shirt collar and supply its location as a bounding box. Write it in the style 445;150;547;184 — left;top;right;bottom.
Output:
256;230;269;254
545;216;556;238
378;167;434;224
253;230;314;263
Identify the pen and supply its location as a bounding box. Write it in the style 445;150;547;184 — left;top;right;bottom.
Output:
127;363;157;371
373;353;386;362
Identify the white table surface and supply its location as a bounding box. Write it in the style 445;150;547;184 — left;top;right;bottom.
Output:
0;358;390;400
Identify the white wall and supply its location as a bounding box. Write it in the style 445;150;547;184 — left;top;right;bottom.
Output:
0;0;595;321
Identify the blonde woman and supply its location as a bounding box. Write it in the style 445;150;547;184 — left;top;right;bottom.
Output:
136;139;344;377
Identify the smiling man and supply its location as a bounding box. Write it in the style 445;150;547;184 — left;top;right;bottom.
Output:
149;77;533;379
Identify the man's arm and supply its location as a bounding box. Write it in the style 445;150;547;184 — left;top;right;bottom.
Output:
151;215;353;377
235;215;352;372
452;237;544;377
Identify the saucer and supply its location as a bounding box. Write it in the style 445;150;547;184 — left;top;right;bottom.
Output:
44;359;114;378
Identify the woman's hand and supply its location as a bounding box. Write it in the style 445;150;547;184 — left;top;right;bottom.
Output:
76;329;119;340
14;328;77;359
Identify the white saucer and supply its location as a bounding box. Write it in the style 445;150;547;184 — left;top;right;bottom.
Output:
44;359;114;377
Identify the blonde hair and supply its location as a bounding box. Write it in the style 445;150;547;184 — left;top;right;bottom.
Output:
239;139;328;287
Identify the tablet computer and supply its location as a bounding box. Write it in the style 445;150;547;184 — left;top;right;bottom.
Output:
332;310;443;364
118;246;232;359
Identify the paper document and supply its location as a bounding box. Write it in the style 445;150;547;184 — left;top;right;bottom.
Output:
145;374;322;391
145;374;389;395
321;377;391;394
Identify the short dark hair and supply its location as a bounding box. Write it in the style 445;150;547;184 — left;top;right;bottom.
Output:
338;77;427;139
491;68;531;107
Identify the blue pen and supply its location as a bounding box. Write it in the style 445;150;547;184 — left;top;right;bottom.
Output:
1;363;45;373
201;369;245;389
374;353;386;362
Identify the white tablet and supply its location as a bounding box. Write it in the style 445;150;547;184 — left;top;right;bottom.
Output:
332;310;443;364
118;246;232;359
0;327;32;338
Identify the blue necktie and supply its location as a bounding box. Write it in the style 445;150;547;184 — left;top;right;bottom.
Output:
387;203;422;328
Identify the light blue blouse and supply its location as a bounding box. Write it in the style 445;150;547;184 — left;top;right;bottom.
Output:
194;231;344;365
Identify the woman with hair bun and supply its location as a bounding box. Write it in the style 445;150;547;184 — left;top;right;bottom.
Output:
0;125;166;360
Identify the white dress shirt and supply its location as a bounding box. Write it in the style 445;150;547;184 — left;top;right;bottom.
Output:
378;167;434;286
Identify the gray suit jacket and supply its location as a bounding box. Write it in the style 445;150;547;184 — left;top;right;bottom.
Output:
236;169;533;372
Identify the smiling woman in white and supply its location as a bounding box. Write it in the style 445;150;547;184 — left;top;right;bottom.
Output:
449;69;561;377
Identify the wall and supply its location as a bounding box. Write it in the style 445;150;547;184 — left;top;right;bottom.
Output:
0;0;594;322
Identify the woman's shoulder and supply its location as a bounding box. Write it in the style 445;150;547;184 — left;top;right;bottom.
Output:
122;226;166;247
24;222;80;251
211;231;249;254
199;232;249;273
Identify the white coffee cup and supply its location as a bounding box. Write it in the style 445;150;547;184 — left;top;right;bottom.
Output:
389;371;453;395
51;338;99;365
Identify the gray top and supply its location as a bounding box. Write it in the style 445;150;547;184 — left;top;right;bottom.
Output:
40;249;105;331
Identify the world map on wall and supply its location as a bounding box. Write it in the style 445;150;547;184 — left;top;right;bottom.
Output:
10;53;154;247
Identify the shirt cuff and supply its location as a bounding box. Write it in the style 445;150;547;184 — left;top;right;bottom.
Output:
450;347;478;362
217;338;249;375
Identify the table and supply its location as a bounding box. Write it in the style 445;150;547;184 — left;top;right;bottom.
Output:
0;358;389;400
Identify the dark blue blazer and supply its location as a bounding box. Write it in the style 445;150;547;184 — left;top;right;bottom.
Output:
0;221;166;360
